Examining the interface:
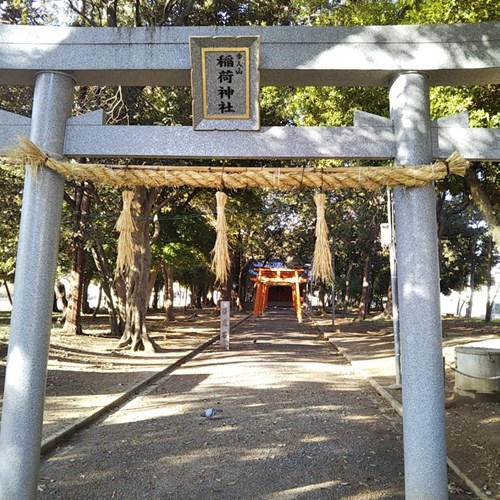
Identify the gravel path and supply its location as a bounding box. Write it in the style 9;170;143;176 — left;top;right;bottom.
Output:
38;309;405;499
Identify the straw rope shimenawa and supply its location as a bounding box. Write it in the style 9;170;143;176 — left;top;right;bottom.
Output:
4;137;469;285
4;137;468;191
311;192;333;283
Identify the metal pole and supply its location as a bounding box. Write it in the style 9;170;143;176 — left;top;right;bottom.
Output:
390;72;448;500
0;71;74;500
387;188;401;386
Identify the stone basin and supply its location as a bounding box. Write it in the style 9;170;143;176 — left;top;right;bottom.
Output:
454;339;500;402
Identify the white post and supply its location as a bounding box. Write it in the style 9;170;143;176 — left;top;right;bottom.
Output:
387;188;402;387
220;300;230;349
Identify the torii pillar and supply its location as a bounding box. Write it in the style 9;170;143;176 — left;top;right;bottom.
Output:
390;72;448;500
0;72;74;499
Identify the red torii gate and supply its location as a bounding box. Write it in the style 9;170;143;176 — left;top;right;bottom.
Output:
252;268;307;323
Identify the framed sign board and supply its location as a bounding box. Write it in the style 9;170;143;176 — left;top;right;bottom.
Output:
190;36;260;131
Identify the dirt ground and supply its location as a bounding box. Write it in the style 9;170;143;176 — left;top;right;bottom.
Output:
317;316;500;499
0;310;499;498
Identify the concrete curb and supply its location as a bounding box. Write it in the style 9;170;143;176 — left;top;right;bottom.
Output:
41;313;252;456
307;316;489;500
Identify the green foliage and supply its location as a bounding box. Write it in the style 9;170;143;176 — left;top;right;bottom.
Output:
0;0;497;311
0;85;33;117
285;86;389;127
289;0;402;26
400;0;499;24
153;192;215;287
256;189;316;266
260;87;297;126
197;0;303;26
0;0;54;24
0;163;23;280
439;200;490;294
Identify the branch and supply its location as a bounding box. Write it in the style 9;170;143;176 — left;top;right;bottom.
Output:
151;212;161;245
464;167;500;253
172;0;195;26
158;0;176;26
64;190;76;208
66;0;97;26
135;0;142;26
180;187;201;208
444;199;469;218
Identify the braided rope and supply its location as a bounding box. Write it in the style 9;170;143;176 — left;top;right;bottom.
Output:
4;137;468;191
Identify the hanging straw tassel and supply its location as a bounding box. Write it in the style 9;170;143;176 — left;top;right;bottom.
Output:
211;191;231;284
311;192;333;283
115;190;137;273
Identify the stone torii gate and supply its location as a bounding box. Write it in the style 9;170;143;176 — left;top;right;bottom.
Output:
0;22;499;500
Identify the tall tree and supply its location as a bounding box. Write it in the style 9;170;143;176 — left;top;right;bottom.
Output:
401;0;500;254
63;181;92;334
0;164;23;290
3;0;497;331
116;187;161;351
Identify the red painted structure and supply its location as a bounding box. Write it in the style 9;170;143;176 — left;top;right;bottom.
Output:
251;268;307;322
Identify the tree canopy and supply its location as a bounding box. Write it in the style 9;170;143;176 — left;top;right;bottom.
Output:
0;0;498;336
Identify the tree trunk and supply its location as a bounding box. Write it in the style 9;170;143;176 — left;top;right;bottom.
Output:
82;274;92;314
238;258;254;311
64;243;85;335
146;270;158;311
55;280;68;324
163;263;175;322
64;182;91;335
3;281;12;305
317;285;327;316
93;284;102;318
233;245;242;292
90;243;124;337
467;276;474;318
193;285;203;309
485;237;495;323
464;168;500;253
357;250;372;320
343;256;354;313
82;179;125;337
113;273;127;327
220;280;232;304
116;187;161;352
436;191;446;272
466;239;476;318
215;253;235;310
381;281;393;319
